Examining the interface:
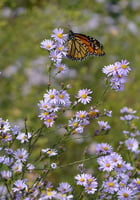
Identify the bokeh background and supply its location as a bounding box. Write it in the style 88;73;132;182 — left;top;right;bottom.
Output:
0;0;140;182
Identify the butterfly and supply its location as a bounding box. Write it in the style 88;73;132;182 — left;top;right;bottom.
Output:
67;30;105;61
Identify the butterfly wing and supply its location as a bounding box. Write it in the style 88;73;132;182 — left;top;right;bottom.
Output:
67;30;105;61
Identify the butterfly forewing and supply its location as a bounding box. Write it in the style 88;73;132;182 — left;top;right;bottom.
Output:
67;30;105;61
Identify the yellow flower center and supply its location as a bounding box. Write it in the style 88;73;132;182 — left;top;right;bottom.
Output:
50;94;54;99
123;193;129;197
73;122;78;127
80;114;85;118
121;64;127;69
58;46;63;51
57;33;63;38
106;163;110;167
108;182;114;187
47;150;52;154
44;112;49;116
46;44;51;49
47;119;52;123
117;164;122;168
137;180;140;184
81;94;87;99
80;178;85;182
59;94;64;99
19;155;23;159
103;147;109;151
88;178;93;183
59;66;64;71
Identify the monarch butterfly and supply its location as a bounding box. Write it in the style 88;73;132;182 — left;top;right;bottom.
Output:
67;30;105;61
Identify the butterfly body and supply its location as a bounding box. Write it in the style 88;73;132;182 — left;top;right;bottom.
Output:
67;30;105;61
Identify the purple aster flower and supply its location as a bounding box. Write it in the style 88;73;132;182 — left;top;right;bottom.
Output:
0;118;11;133
3;157;14;166
120;107;136;114
12;179;28;193
75;173;89;186
84;182;97;194
40;39;56;50
117;186;135;200
95;143;113;155
109;152;123;166
75;111;88;119
56;44;68;56
27;163;35;171
102;64;119;76
132;178;140;191
97;155;115;172
12;161;22;172
44;115;56;127
102;177;119;194
50;50;62;63
1;132;12;142
117;60;131;76
125;138;139;152
16;132;32;143
44;89;58;104
41;148;58;157
120;114;139;121
51;163;57;169
55;63;68;74
57;90;71;106
1;170;12;180
57;182;72;194
104;109;112;117
12;125;20;135
14;148;28;162
77;89;92;105
51;28;68;44
98;120;111;130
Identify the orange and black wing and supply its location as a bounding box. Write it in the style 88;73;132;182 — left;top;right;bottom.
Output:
67;30;105;61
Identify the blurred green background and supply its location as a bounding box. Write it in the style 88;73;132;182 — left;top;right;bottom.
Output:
0;0;140;183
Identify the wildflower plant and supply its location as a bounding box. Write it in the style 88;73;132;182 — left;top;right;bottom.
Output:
0;28;139;200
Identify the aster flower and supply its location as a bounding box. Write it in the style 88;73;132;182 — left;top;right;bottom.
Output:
16;132;32;143
12;179;28;192
50;50;62;63
75;173;89;186
102;177;119;194
51;28;68;44
57;90;71;106
12;125;20;135
44;115;56;128
102;60;131;92
75;111;88;119
1;132;12;142
117;186;135;200
97;155;115;172
104;109;112;117
1;170;12;180
44;89;58;104
120;114;139;121
109;152;123;166
98;120;111;130
77;89;92;105
95;143;113;155
120;107;136;114
12;161;22;172
125;138;139;152
57;182;72;194
40;39;56;50
0;118;11;133
55;63;68;74
14;148;28;162
84;183;97;194
41;148;58;157
51;163;57;169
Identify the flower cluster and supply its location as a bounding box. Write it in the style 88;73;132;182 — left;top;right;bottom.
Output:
75;173;98;194
38;88;71;127
40;28;69;75
102;60;131;91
